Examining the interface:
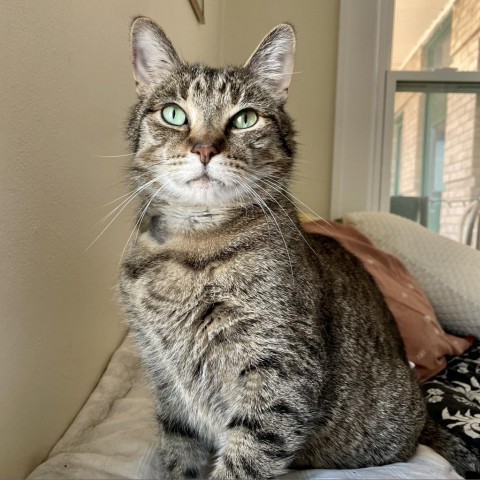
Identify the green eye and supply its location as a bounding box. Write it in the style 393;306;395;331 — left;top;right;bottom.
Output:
232;109;258;129
161;105;187;126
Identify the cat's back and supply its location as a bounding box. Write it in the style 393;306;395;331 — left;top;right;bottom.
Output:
305;231;409;374
290;232;426;468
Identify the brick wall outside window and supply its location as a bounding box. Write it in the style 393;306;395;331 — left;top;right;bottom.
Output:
393;0;480;242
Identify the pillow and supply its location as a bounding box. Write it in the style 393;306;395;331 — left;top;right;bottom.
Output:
344;212;480;340
421;340;480;455
303;220;473;383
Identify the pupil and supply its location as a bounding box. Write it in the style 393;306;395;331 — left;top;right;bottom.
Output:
172;109;176;119
243;114;247;124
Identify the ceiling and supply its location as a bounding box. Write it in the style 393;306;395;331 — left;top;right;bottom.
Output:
392;0;454;69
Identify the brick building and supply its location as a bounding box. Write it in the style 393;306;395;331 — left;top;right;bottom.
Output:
392;0;480;241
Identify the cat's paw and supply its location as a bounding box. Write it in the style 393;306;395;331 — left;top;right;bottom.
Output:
209;463;266;480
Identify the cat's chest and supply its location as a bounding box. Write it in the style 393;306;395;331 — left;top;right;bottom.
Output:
120;236;250;437
120;231;259;357
122;228;259;305
122;239;236;315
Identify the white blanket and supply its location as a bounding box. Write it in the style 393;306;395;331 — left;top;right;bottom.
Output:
29;335;461;480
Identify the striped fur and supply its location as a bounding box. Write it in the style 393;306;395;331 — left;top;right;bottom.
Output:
119;17;478;479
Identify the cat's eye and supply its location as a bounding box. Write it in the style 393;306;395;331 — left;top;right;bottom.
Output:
232;109;258;129
161;105;187;126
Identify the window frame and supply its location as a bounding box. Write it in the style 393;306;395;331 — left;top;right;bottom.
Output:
392;113;403;196
380;70;480;212
330;0;394;220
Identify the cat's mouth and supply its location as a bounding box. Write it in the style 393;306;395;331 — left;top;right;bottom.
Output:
187;173;223;187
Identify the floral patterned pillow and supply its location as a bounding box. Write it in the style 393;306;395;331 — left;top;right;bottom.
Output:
422;340;480;451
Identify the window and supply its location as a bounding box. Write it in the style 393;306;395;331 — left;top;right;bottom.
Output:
332;0;480;247
386;2;480;242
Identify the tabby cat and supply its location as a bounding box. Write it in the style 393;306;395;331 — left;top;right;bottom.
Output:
119;17;479;479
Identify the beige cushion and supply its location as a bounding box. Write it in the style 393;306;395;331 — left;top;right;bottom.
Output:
344;212;480;339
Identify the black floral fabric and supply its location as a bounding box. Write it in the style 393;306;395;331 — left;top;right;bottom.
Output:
422;340;480;450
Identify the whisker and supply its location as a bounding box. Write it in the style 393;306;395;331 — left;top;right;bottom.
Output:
98;172;172;225
119;179;173;266
86;175;167;252
259;175;334;232
132;178;173;249
235;179;272;232
238;181;295;281
243;171;333;241
103;188;141;207
269;71;303;76
96;177;161;226
247;178;323;262
288;173;315;181
286;177;306;185
92;153;135;158
101;177;158;210
292;159;314;165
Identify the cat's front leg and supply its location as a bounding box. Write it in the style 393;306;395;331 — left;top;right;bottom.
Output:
210;375;314;480
156;412;210;480
210;412;307;480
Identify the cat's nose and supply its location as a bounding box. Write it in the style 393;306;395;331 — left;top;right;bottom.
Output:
191;144;218;165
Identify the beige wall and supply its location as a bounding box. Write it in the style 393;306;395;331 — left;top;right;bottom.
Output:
0;1;224;477
223;0;339;218
0;1;338;477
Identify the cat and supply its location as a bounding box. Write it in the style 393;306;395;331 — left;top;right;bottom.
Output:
119;16;479;479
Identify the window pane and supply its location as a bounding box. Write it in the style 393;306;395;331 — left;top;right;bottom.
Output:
390;90;480;245
392;0;479;72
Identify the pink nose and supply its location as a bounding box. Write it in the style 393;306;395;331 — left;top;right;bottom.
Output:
191;144;218;165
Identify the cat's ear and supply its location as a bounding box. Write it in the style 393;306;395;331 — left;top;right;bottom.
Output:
130;16;181;92
244;24;296;102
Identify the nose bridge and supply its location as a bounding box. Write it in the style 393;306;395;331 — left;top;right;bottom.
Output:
189;121;225;146
188;103;226;164
189;125;225;159
189;99;226;143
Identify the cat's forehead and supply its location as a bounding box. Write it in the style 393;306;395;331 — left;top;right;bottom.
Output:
153;65;260;112
190;75;240;106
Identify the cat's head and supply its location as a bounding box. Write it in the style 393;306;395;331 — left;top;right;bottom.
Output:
127;17;296;210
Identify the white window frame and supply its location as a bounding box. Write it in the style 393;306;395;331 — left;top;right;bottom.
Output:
381;70;480;212
330;0;480;219
330;0;394;220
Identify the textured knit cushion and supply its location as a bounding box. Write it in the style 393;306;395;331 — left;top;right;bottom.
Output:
303;220;473;383
344;212;480;340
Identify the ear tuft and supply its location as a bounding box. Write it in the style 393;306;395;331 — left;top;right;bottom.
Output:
245;24;296;102
130;16;181;90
